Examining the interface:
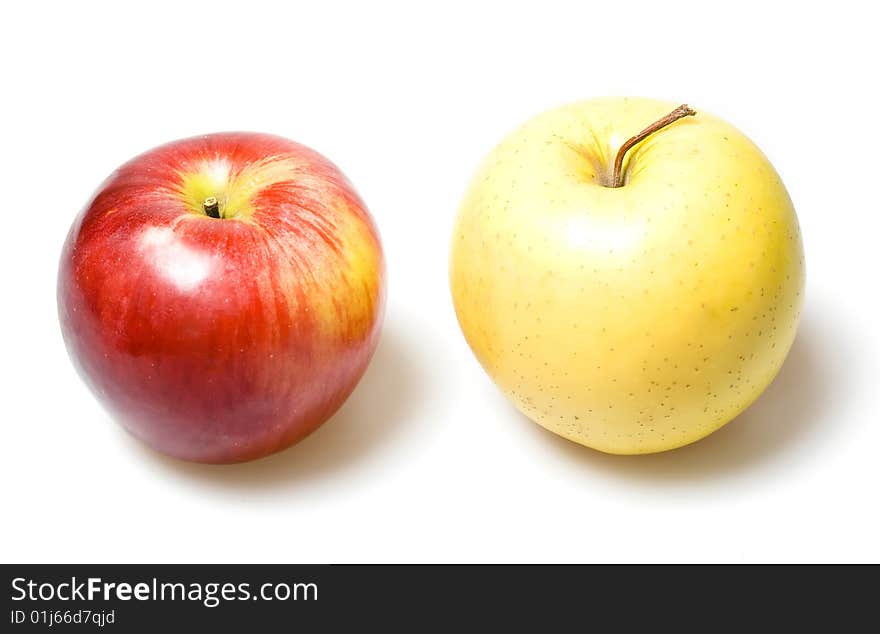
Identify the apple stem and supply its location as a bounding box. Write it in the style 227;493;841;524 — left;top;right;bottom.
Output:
203;196;220;218
610;104;696;188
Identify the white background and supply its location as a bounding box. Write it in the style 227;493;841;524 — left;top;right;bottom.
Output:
2;0;878;563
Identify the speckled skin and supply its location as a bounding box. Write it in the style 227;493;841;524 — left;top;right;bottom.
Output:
450;98;804;454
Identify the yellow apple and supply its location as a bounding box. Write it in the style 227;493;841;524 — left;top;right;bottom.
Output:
450;97;805;454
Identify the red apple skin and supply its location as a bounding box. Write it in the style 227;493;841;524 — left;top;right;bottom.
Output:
58;132;385;463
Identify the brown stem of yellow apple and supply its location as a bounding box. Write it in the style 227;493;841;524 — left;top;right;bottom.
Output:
203;196;220;218
610;104;696;188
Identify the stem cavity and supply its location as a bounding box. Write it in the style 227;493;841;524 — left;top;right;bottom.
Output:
610;104;696;188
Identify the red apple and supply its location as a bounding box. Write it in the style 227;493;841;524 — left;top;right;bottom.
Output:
58;132;385;463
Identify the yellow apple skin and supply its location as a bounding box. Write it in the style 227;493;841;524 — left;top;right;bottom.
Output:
450;97;805;454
